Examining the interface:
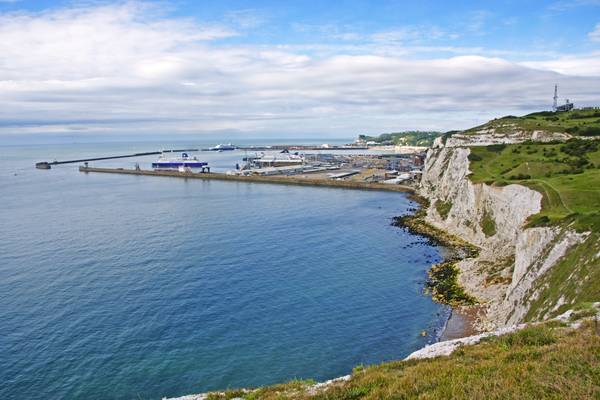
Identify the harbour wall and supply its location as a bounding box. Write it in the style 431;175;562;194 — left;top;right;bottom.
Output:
78;166;414;193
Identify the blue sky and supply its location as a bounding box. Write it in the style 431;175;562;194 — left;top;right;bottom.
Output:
0;0;599;139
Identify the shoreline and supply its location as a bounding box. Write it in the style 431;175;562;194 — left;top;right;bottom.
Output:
392;194;481;339
83;165;478;397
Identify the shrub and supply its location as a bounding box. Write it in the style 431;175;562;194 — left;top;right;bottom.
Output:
468;152;483;161
509;174;531;180
526;215;551;228
480;209;497;237
561;139;598;156
486;144;506;153
435;200;453;220
525;111;556;117
578;126;600;136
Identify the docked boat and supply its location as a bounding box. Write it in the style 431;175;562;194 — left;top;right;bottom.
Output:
251;149;305;167
209;143;236;151
152;152;208;169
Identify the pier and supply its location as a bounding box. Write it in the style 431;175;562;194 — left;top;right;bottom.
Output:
35;149;198;169
79;166;414;193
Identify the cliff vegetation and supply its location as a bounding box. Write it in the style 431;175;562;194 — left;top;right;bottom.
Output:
464;109;600;137
358;131;442;147
467;139;600;232
206;322;600;400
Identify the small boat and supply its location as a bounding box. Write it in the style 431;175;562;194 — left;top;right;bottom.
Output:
209;143;236;151
152;152;208;169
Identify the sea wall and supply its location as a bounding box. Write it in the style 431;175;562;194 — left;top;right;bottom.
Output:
418;142;585;328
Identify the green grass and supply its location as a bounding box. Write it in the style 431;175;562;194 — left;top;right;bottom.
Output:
523;232;600;322
358;131;443;147
206;322;600;400
467;140;600;231
480;209;497;237
435;199;453;219
464;109;600;136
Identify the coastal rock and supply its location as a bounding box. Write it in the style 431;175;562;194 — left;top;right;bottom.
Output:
419;143;584;328
405;324;525;360
442;129;571;147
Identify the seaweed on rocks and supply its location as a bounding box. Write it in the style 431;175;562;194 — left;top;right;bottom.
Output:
392;194;479;306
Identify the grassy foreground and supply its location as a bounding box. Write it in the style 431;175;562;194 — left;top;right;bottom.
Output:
207;322;600;400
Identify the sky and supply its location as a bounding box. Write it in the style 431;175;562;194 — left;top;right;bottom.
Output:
1;0;600;140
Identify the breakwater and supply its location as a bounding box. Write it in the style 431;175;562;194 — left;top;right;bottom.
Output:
78;166;414;193
35;149;198;169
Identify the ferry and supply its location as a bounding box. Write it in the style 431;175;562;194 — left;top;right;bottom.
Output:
252;149;304;167
209;143;236;151
152;152;208;169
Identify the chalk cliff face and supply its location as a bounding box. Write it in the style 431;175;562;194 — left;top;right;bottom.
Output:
419;142;585;328
437;125;572;148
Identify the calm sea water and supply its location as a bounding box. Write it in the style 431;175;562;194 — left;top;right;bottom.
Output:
0;141;447;400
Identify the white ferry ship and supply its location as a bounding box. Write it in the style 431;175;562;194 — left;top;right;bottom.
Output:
152;152;208;169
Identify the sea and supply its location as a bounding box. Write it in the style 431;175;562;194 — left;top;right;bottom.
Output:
0;139;448;400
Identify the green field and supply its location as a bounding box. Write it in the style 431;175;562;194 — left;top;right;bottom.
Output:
358;131;443;147
464;109;600;137
207;322;600;400
467;140;600;231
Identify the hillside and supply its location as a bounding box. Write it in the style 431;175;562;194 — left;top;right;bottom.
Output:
467;140;600;231
464;109;600;137
358;131;442;147
464;140;600;322
191;321;600;400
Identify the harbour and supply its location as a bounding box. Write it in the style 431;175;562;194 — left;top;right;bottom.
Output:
37;142;427;190
78;165;414;192
2;140;445;400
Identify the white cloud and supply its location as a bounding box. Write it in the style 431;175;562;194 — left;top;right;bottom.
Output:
521;52;600;76
589;23;600;42
1;2;600;137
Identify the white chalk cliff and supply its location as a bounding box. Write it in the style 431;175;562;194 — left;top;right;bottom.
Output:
419;135;587;328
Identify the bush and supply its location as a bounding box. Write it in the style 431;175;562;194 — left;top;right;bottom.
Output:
480;209;497;237
578;126;600;136
468;153;483;161
509;174;531;180
560;139;598;157
486;144;506;153
435;200;453;220
569;111;600;119
525;111;556;117
526;215;551;228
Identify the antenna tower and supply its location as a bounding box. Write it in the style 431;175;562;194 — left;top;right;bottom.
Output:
553;84;558;111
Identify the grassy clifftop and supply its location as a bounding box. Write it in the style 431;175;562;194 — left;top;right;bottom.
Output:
358;131;442;147
466;140;600;232
463;109;600;137
465;139;599;321
206;322;600;400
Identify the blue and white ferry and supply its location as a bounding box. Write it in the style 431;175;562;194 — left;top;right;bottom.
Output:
152;152;208;169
